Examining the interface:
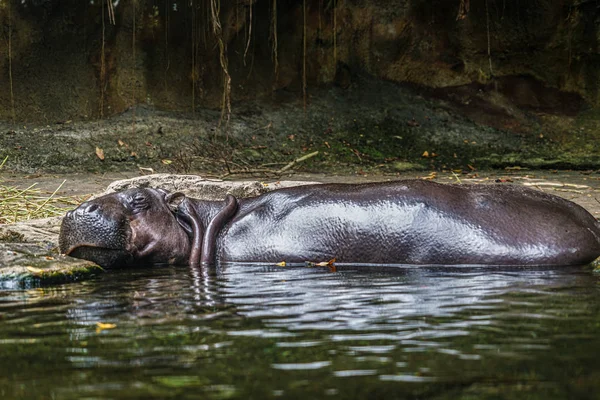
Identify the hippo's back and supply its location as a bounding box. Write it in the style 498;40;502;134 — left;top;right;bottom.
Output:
217;180;600;266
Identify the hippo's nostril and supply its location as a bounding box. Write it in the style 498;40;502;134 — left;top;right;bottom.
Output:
86;204;99;213
66;210;73;218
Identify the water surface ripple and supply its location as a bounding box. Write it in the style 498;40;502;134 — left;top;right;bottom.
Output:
1;264;600;399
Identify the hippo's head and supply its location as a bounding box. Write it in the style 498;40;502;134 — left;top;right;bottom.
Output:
59;188;192;268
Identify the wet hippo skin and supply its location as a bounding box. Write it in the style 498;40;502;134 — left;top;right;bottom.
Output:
59;180;600;268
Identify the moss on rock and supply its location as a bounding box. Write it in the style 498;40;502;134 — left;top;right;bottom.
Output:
0;243;103;288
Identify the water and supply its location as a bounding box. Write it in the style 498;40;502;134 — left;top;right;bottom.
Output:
1;264;600;399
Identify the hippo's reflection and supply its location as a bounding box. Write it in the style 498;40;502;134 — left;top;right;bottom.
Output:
55;264;590;333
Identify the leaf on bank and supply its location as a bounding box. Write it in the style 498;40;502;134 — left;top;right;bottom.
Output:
95;147;105;160
422;172;437;180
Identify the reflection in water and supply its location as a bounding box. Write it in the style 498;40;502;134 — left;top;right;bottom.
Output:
0;264;599;399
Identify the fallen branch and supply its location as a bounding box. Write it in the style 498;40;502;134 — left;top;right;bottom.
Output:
219;151;319;179
277;151;319;174
259;162;288;167
249;122;273;135
220;168;277;178
553;188;584;194
523;182;590;190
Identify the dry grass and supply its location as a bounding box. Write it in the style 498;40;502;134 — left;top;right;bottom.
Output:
0;157;84;224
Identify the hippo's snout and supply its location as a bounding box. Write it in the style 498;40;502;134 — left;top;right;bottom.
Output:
59;199;134;268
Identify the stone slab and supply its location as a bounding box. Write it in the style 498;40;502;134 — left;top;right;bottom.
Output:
0;243;103;289
100;173;319;200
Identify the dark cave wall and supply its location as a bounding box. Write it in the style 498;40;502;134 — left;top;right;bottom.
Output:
0;0;599;122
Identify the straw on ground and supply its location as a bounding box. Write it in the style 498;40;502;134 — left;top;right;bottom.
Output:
0;157;84;224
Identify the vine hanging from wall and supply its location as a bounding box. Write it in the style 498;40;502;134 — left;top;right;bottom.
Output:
8;0;15;122
210;0;231;131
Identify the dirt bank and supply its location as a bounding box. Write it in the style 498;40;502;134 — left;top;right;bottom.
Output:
1;78;599;177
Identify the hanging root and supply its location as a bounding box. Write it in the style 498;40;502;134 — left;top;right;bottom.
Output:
303;0;307;113
164;0;170;90
210;0;232;131
191;0;196;112
100;0;106;118
485;0;493;77
243;0;253;66
131;0;137;133
456;0;470;20
99;0;115;119
107;0;116;25
8;0;15;122
270;0;279;83
333;0;337;68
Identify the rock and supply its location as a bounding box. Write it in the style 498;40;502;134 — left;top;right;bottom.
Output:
100;174;319;201
0;216;63;246
0;243;103;289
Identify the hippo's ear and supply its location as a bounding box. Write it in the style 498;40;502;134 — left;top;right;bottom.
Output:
165;191;186;207
168;193;195;236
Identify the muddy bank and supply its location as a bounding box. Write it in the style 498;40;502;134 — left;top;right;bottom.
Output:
1;78;599;176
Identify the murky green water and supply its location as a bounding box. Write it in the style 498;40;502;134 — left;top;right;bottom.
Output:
1;264;600;399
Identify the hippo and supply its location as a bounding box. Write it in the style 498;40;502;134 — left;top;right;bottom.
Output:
59;180;600;268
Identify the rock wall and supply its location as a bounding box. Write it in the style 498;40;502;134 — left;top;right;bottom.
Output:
0;0;598;122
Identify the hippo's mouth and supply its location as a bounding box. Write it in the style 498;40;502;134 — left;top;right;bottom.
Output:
67;245;134;268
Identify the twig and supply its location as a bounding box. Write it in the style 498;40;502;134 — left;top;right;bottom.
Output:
523;182;590;189
451;171;462;183
260;162;288;167
222;157;232;174
219;168;276;179
277;151;319;174
219;151;319;179
249;122;273;135
553;188;584;194
33;180;66;213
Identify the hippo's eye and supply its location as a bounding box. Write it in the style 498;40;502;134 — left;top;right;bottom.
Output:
128;193;150;213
